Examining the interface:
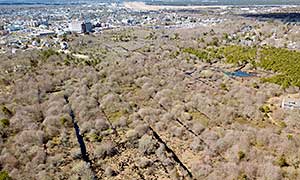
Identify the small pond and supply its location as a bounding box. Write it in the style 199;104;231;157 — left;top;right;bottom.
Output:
225;70;253;77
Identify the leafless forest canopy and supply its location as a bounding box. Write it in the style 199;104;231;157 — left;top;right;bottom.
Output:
1;17;300;180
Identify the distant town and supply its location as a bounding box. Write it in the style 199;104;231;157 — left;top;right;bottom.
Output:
1;2;300;54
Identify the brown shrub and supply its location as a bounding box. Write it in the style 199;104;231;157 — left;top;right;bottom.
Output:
138;134;157;155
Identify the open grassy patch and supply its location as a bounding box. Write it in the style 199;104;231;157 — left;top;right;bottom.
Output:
189;111;210;127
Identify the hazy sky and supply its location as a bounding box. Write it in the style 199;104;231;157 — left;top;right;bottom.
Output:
0;0;298;5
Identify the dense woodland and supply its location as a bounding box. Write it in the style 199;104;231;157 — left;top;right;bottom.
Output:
184;45;300;88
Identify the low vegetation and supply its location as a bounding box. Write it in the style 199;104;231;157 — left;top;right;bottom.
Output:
0;171;11;180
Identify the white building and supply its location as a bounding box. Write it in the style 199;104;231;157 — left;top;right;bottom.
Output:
282;98;300;110
69;21;82;33
32;40;39;47
37;30;55;37
69;21;93;33
60;42;68;50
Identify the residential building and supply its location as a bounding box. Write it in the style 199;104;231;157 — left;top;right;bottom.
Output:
282;98;300;110
60;42;68;50
85;22;93;33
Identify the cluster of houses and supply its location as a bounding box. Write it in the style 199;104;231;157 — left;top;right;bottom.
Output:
0;19;97;53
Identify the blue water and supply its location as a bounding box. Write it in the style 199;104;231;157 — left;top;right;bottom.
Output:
225;71;253;77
